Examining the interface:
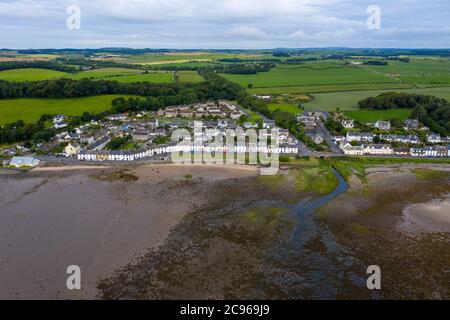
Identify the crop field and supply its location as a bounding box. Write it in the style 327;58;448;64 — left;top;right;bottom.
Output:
268;103;302;114
304;87;450;112
222;62;402;94
113;52;268;65
0;68;67;81
104;72;174;83
70;68;143;79
248;82;412;94
0;95;136;125
0;68;209;84
363;58;450;86
343;108;413;123
177;71;205;83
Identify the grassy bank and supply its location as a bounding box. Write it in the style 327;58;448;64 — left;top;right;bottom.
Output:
0;95;137;124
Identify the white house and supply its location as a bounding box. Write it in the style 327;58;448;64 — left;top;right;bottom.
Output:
9;157;40;168
374;120;391;131
340;143;364;155
427;134;442;144
53;114;66;124
346;132;374;143
411;146;448;157
362;144;394;155
54;122;68;129
341;119;354;129
379;134;420;144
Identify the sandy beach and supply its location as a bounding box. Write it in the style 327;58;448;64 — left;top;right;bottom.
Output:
0;164;258;299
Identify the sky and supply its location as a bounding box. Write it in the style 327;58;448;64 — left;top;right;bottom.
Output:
0;0;449;49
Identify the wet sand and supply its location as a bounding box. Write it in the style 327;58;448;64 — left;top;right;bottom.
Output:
0;164;258;299
318;165;450;299
399;195;450;233
2;161;450;300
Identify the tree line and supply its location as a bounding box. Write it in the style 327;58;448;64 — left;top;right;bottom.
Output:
0;60;79;73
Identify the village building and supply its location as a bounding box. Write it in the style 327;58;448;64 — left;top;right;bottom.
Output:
379;134;420;144
107;114;128;121
53;114;66;124
65;142;81;156
410;146;448;157
404;119;419;130
341;119;354;129
9;157;40;168
427;134;442;144
306;133;324;145
340;143;364;155
88;136;110;151
131;130;150;141
362;144;394;155
346;132;374;143
54;122;68;129
374;120;391;131
394;148;410;156
263;120;276;129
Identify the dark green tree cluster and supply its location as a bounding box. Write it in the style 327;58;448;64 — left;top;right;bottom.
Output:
0;61;78;73
359;92;450;136
0;71;242;100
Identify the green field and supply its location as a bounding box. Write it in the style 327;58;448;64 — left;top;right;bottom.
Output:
117;52;269;65
70;67;143;79
223;58;450;95
248;82;412;94
177;71;205;83
304;87;450;111
343;108;412;122
222;62;400;94
102;73;173;83
268;103;302;114
0;95;136;125
0;68;67;81
0;67;205;84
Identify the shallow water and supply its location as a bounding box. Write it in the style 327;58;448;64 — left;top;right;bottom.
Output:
259;170;369;299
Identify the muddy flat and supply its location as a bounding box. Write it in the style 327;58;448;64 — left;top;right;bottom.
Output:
0;165;257;299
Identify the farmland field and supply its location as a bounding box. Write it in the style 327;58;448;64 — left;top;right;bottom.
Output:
362;59;450;86
102;72;173;83
222;62;398;91
177;71;205;83
0;95;136;125
247;82;412;94
224;58;450;95
268;103;302;114
112;52;269;65
304;87;450;112
343;108;413;122
0;68;191;83
69;68;143;79
0;68;67;82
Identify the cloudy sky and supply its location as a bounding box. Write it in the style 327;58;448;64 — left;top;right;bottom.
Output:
0;0;449;49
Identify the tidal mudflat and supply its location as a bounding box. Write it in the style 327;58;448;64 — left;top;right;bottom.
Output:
99;160;450;300
0;164;258;299
1;161;450;300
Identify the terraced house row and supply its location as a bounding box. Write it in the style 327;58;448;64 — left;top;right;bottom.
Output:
77;144;299;162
